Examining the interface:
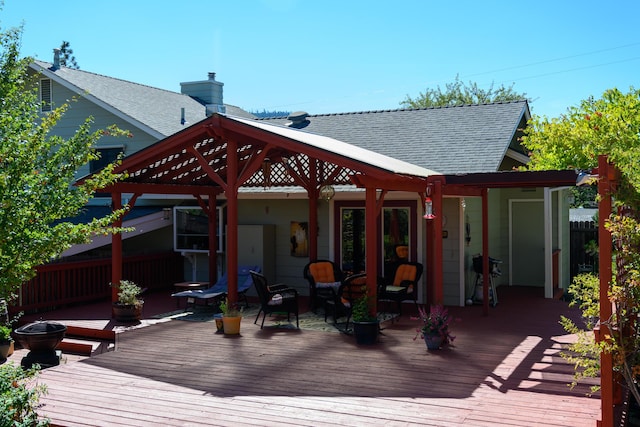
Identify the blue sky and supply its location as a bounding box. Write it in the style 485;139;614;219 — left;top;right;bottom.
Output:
2;0;638;118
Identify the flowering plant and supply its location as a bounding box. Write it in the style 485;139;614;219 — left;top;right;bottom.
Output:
412;304;455;344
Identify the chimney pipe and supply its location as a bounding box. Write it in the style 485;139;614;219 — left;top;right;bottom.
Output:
53;48;61;70
208;72;216;81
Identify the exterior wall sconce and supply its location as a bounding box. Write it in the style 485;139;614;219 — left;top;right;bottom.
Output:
163;208;171;220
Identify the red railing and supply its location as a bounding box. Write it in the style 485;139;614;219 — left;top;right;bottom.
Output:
12;252;184;315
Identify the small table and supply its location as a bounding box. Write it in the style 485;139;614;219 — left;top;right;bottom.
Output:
173;282;209;307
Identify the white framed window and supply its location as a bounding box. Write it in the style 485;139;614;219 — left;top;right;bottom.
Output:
173;206;224;253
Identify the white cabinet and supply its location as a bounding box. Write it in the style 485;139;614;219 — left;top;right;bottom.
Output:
236;225;276;281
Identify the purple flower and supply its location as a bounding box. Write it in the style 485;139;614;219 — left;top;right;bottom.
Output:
412;304;456;344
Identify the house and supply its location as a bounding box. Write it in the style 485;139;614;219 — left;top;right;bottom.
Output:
27;52;573;309
27;52;254;260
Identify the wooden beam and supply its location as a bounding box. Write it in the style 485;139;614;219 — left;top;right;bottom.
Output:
106;182;223;196
350;174;427;192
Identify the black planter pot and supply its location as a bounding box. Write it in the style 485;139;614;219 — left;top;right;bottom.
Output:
353;320;379;345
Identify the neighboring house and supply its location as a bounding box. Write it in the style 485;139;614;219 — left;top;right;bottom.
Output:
27;52;572;307
27;51;254;259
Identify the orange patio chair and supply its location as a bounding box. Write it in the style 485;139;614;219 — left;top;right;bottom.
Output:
378;261;423;317
303;260;344;312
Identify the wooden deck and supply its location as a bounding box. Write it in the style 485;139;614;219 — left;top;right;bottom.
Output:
12;287;600;426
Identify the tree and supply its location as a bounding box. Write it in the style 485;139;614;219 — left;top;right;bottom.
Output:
400;75;528;108
521;87;640;403
58;40;79;69
0;21;128;305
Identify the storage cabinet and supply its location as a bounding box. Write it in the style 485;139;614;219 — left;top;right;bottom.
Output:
237;225;276;282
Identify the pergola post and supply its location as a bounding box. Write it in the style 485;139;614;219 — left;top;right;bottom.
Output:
208;193;218;285
226;139;239;307
365;187;379;314
111;192;123;311
308;191;319;261
481;188;490;316
432;180;444;305
596;155;614;427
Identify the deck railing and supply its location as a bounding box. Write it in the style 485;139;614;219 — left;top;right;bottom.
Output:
12;252;184;315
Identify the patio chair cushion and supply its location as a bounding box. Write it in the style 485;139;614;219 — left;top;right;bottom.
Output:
309;262;336;283
394;264;418;293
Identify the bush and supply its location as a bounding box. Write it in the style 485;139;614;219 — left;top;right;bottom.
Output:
0;363;49;426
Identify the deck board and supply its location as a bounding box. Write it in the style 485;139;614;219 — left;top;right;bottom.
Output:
10;286;601;426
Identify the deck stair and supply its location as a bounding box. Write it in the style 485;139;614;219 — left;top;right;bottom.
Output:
58;325;116;356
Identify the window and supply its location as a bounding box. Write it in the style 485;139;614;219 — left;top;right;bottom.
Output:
173;206;225;253
336;200;416;277
90;147;123;174
40;79;52;112
91;147;124;198
383;207;410;275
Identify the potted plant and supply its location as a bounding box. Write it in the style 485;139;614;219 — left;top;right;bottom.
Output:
351;288;379;345
112;280;144;322
413;304;455;350
0;324;14;359
219;298;242;335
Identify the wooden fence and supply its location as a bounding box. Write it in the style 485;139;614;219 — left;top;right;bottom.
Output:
12;252;184;315
569;221;599;280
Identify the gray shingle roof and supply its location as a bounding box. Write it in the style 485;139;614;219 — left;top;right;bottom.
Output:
260;102;529;174
31;60;254;138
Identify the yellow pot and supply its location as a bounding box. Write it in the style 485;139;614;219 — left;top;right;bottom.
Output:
222;316;242;335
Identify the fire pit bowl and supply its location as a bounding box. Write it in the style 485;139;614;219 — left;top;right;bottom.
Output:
14;321;66;352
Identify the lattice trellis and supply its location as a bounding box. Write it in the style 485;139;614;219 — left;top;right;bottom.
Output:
123;127;363;190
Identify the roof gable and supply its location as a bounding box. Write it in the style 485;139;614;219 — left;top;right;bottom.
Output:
29;61;254;138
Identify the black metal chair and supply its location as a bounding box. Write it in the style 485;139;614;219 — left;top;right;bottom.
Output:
303;260;345;312
377;261;423;317
250;270;299;329
324;273;368;332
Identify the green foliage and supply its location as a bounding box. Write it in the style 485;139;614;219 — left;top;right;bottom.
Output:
58;41;79;69
351;287;376;322
113;280;143;307
0;324;12;342
0;363;49;426
523;87;640;401
522;87;640;209
0;18;129;306
400;75;528;109
219;297;241;317
559;273;601;392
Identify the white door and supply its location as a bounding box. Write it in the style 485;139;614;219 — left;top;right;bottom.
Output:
511;200;545;286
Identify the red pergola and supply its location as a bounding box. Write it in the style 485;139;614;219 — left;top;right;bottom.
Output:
100;113;578;317
102;113;434;314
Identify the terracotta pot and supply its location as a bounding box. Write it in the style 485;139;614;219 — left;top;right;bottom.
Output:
222;316;242;335
113;303;143;322
0;340;11;359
